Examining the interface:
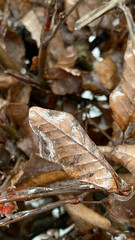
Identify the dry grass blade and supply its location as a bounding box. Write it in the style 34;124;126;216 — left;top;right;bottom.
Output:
110;39;135;131
29;107;125;192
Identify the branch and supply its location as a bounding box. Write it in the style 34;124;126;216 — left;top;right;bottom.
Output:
0;194;102;227
75;0;135;51
38;0;83;83
0;185;93;204
38;0;57;83
0;199;73;227
5;70;41;89
42;0;83;48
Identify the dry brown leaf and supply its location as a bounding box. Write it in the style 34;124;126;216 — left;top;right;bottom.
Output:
6;103;38;156
119;173;135;184
82;71;109;95
50;31;78;68
29;106;126;192
0;0;5;10
8;0;31;18
104;191;135;223
99;145;135;176
96;57;120;90
5;28;25;68
16;153;68;188
65;202;112;232
6;103;29;127
55;46;78;69
17;137;37;157
65;0;103;31
6;103;31;136
22;9;42;48
48;68;82;95
7;82;31;104
0;74;16;90
110;39;135;131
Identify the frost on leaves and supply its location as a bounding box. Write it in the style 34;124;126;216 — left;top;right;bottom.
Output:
29;107;124;192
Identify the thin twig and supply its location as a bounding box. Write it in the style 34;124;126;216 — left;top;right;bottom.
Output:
0;199;74;227
38;0;57;83
42;0;83;48
75;0;135;52
0;194;102;227
0;186;93;204
75;0;118;30
5;70;41;89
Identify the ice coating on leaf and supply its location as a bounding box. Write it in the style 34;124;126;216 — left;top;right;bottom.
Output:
29;107;120;192
39;131;55;160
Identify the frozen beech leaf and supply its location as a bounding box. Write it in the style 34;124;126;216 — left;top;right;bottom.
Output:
110;39;135;131
99;145;135;176
29;107;125;192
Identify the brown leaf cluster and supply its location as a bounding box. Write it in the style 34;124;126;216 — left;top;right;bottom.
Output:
0;0;135;239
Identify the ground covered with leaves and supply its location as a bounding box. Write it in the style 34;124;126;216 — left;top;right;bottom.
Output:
0;0;135;239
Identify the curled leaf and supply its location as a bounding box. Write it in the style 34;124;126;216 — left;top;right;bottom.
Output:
104;191;135;223
100;145;135;176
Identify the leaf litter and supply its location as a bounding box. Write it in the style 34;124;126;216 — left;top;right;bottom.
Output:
0;0;135;239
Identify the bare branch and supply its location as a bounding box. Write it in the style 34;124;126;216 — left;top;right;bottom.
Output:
38;0;57;83
42;0;83;48
0;185;93;204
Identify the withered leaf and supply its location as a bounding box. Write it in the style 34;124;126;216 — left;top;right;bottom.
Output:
110;39;135;131
96;57;120;90
100;145;135;176
16;153;68;188
22;9;42;48
82;71;110;95
65;201;111;232
104;191;135;223
29;107;125;192
48;68;82;95
0;74;16;90
5;28;25;68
